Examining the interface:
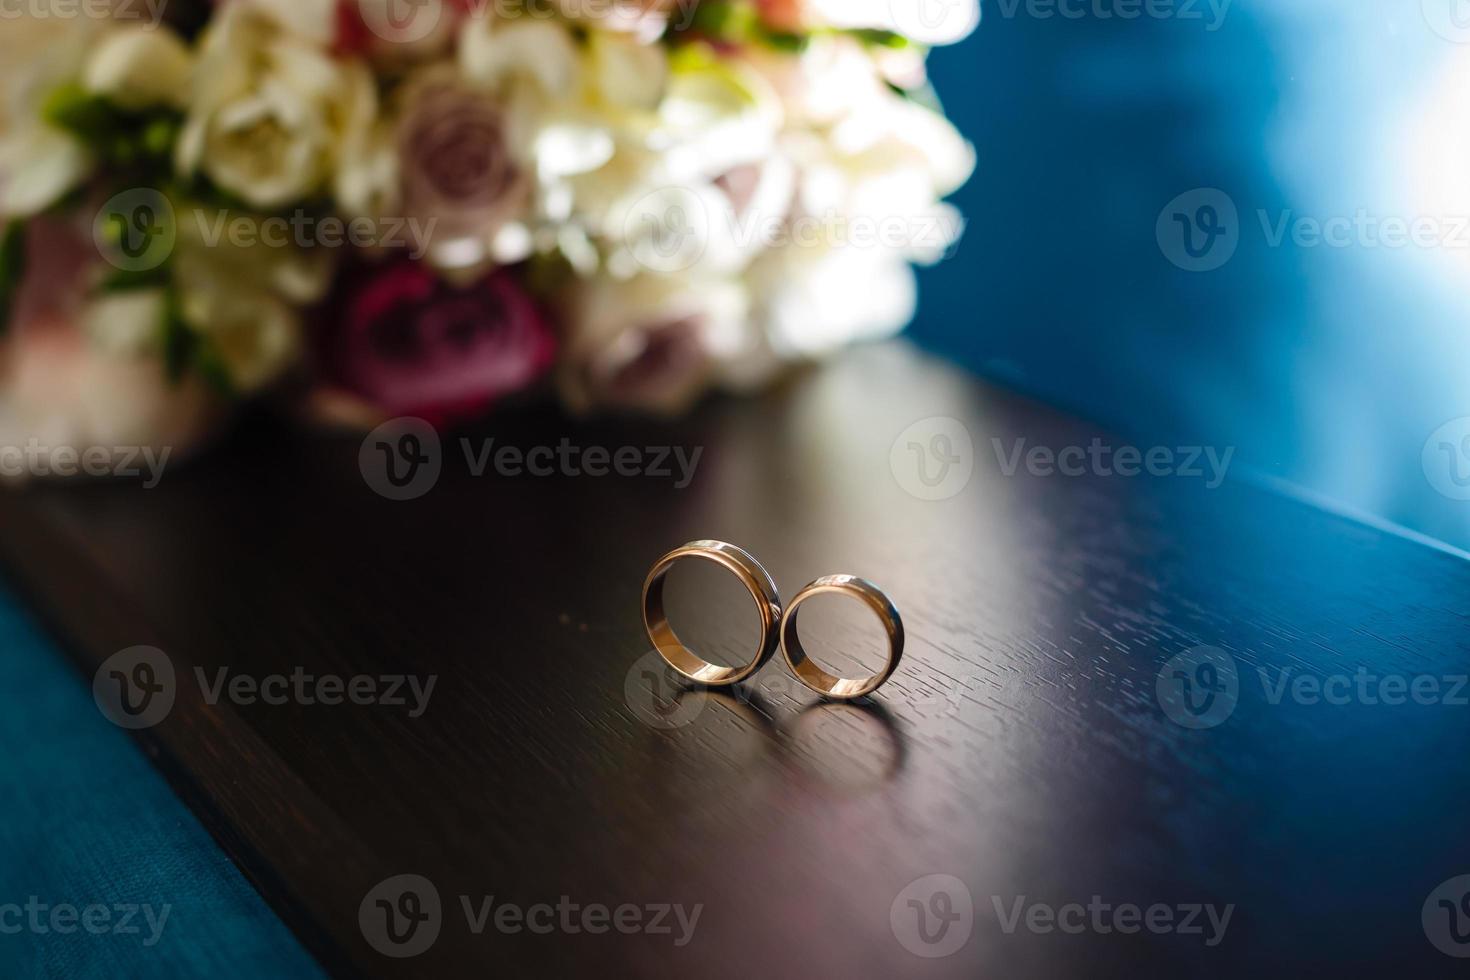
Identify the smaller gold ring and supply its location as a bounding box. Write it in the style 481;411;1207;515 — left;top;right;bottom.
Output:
642;541;782;686
780;576;904;700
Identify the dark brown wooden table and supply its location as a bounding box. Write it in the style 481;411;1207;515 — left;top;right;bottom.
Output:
2;342;1468;977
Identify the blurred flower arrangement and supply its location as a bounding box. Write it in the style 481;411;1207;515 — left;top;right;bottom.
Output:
0;0;974;456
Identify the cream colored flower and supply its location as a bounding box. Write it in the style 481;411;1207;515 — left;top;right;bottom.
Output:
727;43;971;363
745;240;918;358
0;16;109;218
769;0;979;45
84;26;193;110
169;205;336;390
82;289;169;353
177;4;379;211
550;0;684;42
750;36;972;271
459;15;583;98
247;0;338;46
553;43;786;279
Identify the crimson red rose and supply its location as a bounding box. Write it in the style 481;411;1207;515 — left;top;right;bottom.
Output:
321;261;555;425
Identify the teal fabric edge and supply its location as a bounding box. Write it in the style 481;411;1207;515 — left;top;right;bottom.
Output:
0;575;327;980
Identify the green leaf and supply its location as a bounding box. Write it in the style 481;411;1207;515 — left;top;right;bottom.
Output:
41;84;119;141
158;287;236;395
141;116;179;159
160;290;197;385
193;342;236;397
680;0;759;42
43;85;182;175
757;28;808;52
850;28;913;50
0;221;27;335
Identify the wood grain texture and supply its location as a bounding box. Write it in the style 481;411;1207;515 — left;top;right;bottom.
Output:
1;342;1468;978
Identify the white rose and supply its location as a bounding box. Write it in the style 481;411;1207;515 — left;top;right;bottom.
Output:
558;45;787;274
550;0;682;42
460;16;583;99
0;17;108;218
83;289;169;353
656;45;783;183
247;0;338;45
795;0;979;45
169;205;335;390
751;38;973;272
84;26;193;110
745;240;918;357
176;5;379;211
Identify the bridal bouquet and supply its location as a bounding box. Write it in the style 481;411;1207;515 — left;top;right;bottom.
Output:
0;0;974;454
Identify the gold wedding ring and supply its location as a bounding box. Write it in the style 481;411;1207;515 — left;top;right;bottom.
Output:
780;576;904;700
642;541;782;686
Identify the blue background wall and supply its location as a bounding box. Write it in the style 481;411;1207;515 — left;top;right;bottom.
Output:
914;0;1470;550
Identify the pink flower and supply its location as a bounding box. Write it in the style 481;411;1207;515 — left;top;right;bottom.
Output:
397;72;528;264
319;261;555;425
556;274;751;416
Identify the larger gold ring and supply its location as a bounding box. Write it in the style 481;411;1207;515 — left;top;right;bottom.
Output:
780;576;904;700
642;541;782;686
